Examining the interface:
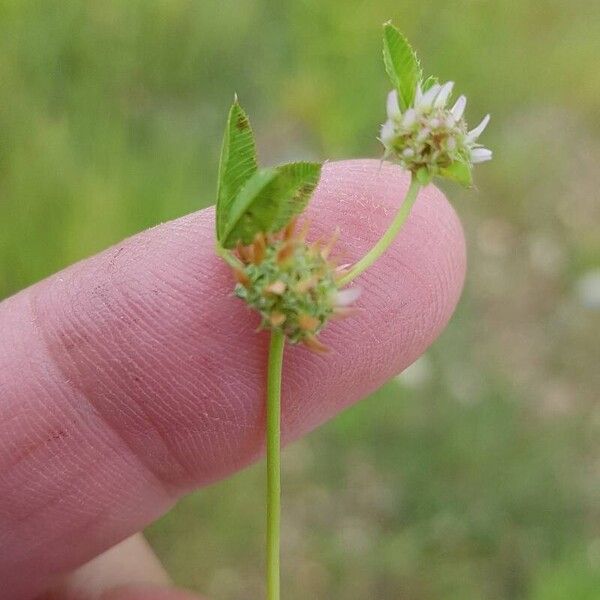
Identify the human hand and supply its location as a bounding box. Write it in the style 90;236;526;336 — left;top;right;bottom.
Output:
0;160;465;600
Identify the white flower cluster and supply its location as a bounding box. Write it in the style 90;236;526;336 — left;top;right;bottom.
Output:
380;81;491;182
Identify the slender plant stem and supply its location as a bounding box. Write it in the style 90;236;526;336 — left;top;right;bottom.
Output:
266;330;285;600
338;174;421;286
261;175;418;599
215;243;243;269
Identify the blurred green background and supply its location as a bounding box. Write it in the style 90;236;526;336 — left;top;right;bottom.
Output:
2;1;599;598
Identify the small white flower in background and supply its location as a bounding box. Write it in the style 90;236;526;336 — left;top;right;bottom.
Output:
380;81;492;186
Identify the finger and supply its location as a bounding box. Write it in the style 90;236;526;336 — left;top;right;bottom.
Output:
44;534;172;600
0;159;466;599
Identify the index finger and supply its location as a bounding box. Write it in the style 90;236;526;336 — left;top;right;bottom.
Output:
0;159;465;599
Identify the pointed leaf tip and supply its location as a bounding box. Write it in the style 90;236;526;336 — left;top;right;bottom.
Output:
216;99;258;244
382;23;422;111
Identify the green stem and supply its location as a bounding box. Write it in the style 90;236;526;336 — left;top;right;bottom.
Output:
215;243;243;269
338;174;421;286
266;330;285;600
260;175;418;598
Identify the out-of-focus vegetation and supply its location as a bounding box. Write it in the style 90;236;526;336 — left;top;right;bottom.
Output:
2;1;599;598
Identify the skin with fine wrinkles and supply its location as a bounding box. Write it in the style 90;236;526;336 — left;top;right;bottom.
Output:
0;159;465;600
101;586;206;600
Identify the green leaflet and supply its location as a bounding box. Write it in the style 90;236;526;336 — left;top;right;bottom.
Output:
421;75;439;92
382;22;422;111
215;98;258;243
440;159;473;188
221;168;277;248
221;162;322;249
268;162;322;233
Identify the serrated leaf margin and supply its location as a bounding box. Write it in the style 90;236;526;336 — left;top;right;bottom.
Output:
221;162;322;249
382;22;422;111
216;98;258;243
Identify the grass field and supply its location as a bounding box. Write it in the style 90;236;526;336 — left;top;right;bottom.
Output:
2;1;599;598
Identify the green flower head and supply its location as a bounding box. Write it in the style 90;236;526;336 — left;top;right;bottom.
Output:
232;222;359;352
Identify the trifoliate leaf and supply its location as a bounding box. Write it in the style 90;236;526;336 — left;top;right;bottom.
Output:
382;22;422;111
216;98;258;244
439;159;473;187
221;162;322;248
